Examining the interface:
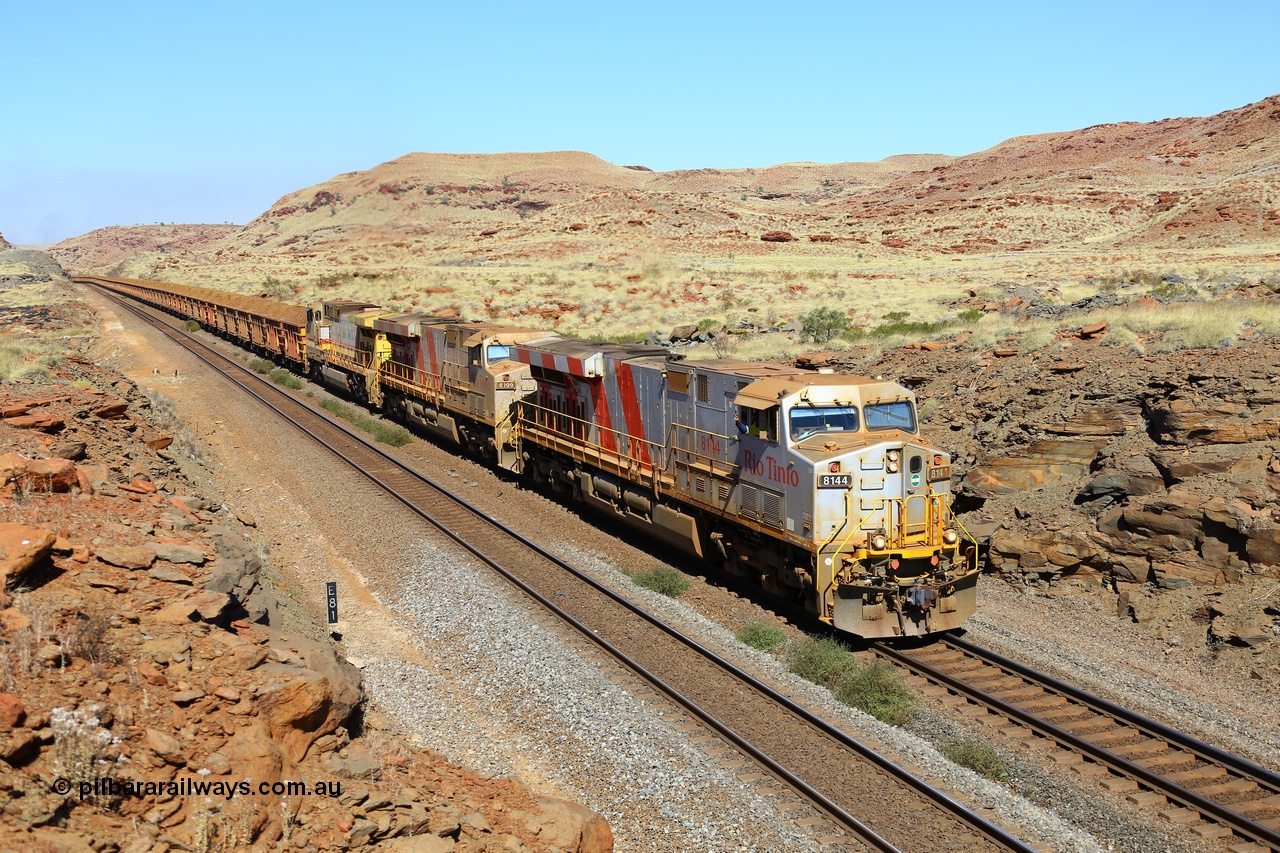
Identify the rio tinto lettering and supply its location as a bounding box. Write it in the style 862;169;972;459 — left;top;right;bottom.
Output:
743;450;800;487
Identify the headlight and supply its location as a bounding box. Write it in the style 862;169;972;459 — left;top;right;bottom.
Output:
886;449;900;463
870;533;887;551
943;528;959;544
887;461;900;473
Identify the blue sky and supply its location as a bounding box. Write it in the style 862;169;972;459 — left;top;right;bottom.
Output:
3;0;1277;245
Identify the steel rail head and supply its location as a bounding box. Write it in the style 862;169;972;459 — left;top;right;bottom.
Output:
876;641;1280;852
943;635;1280;791
90;282;1037;853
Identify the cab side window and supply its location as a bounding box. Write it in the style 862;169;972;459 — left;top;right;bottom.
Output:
737;406;777;442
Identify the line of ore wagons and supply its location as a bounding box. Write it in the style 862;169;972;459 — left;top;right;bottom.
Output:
77;275;817;541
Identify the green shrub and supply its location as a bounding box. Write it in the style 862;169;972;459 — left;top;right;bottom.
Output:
872;320;951;338
260;275;298;300
319;398;353;418
1148;280;1197;300
249;358;274;374
800;306;850;343
940;737;1008;781
351;414;412;447
182;319;200;332
833;659;918;726
955;309;985;323
268;368;303;390
735;622;786;651
785;636;857;687
631;566;690;597
316;398;412;446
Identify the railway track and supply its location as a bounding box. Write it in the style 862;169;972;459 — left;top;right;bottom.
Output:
86;285;1041;852
878;637;1280;852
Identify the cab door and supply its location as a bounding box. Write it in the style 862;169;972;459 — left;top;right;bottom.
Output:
905;446;927;531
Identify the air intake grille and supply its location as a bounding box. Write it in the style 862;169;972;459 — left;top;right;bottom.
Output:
760;490;783;529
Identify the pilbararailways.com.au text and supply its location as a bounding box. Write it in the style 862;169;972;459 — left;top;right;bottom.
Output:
55;777;344;801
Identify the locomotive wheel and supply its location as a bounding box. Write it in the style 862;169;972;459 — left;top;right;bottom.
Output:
722;546;752;579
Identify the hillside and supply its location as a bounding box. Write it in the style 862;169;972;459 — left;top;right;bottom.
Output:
47;95;1280;342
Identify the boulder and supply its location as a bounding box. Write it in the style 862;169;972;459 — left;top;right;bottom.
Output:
1151;558;1224;587
293;635;364;741
96;544;156;570
760;230;796;242
145;728;186;765
20;458;78;493
256;672;342;762
91;401;128;419
1077;471;1164;502
532;796;614;853
1211;612;1275;647
0;693;26;729
0;452;28;484
2;412;64;432
668;324;697;342
963;439;1106;497
1150;449;1237;482
0;522;56;591
1146;398;1280;445
1076;320;1108;339
1120;490;1206;540
1117;588;1158;623
147;566;193;585
150;542;207;565
50;441;87;461
1245;525;1280;566
219;720;301;831
1041;403;1142;436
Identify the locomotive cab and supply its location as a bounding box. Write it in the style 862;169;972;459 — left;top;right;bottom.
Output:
730;375;978;639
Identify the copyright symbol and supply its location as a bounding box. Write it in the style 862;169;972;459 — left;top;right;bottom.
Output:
53;778;71;795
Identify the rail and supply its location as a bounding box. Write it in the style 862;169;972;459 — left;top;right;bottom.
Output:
877;639;1280;852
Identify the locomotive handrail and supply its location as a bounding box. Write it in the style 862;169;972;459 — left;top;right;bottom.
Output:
664;422;742;482
325;341;376;370
518;399;666;481
836;497;886;556
381;355;447;400
895;493;947;548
